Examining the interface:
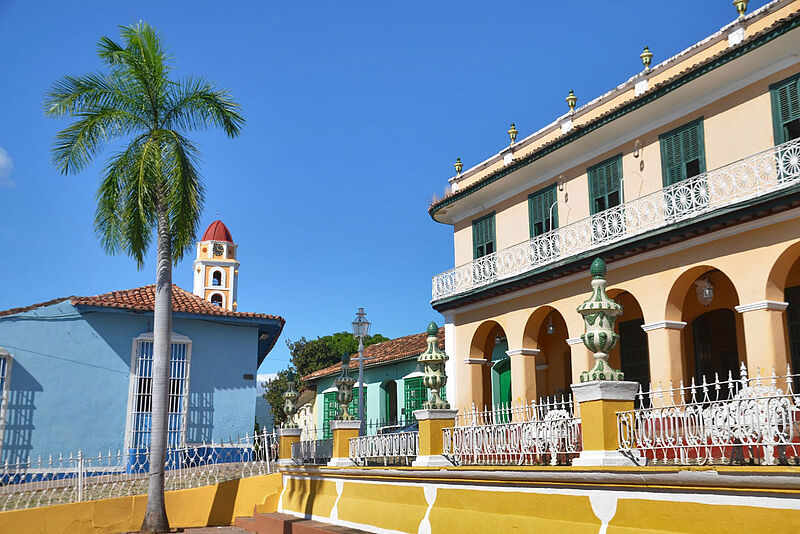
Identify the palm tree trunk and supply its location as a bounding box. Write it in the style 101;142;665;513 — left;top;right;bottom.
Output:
141;201;172;533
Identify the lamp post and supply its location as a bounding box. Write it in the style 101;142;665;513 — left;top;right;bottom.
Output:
351;307;371;429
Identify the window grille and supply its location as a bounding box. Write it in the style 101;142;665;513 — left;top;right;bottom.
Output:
128;338;191;449
0;350;11;456
404;378;427;421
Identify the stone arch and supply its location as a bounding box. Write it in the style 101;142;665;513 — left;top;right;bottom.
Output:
666;266;743;381
766;240;800;301
520;306;571;399
607;288;650;393
468;320;508;409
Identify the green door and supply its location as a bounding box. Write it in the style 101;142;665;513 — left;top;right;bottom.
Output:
404;377;427;422
495;359;512;405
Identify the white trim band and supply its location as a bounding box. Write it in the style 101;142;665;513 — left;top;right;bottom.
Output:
566;337;584;346
641;320;687;332
506;348;540;357
735;300;789;313
571;380;640;403
463;358;488;365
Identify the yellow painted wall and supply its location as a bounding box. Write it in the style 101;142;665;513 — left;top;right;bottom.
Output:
452;215;800;411
0;473;282;534
450;57;800;269
279;469;800;534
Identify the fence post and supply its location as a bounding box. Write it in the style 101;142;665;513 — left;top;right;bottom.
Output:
327;420;360;467
276;427;302;466
77;450;83;502
412;409;457;467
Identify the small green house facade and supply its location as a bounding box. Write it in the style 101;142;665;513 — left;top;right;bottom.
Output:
302;328;446;437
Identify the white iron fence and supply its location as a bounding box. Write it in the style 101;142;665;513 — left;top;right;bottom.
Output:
433;138;800;300
0;431;277;511
292;439;333;465
349;431;419;466
617;364;800;465
443;397;581;466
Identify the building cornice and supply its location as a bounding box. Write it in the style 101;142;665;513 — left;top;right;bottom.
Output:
641;321;688;332
735;300;790;312
429;8;800;221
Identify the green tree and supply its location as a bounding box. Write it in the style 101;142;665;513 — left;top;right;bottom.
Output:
264;332;388;425
44;23;244;533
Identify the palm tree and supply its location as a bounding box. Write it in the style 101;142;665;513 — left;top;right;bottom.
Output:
44;22;244;533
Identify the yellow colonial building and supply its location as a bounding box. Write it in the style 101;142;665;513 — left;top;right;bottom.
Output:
430;0;800;412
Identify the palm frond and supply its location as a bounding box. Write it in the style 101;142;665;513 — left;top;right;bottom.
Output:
119;135;160;267
51;107;145;174
43;72;145;120
163;77;245;137
162;130;204;262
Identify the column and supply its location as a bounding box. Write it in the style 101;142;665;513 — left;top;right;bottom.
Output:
463;358;488;410
736;301;790;374
411;409;458;467
506;348;539;404
327;420;361;467
642;321;686;389
276;427;302;466
567;338;593;386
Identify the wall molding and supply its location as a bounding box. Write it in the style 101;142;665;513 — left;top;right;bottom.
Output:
641;321;688;332
735;300;789;313
506;348;541;357
566;337;584;346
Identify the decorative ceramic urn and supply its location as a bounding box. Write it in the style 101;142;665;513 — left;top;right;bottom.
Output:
418;321;450;409
334;353;356;420
282;371;300;428
577;258;625;381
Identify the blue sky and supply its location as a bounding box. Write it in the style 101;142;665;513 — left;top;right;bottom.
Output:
0;1;770;377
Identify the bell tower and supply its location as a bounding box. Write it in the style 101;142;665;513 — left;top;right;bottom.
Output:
193;220;240;311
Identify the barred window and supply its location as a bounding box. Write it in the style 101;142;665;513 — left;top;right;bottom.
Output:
128;335;191;449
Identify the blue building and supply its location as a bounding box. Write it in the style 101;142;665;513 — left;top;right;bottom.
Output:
0;221;284;463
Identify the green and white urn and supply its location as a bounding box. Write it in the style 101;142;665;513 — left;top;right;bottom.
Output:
282;371;300;428
577;258;625;382
334;353;356;420
419;321;449;409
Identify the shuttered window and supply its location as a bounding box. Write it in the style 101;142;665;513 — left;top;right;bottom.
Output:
472;213;496;259
322;391;337;439
404;377;427;421
659;118;706;186
588;154;623;215
528;184;558;237
770;73;800;145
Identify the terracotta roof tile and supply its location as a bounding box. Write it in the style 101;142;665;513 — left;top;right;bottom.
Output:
69;284;285;323
302;327;445;381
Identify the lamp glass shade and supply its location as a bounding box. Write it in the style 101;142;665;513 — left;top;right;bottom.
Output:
352;308;371;338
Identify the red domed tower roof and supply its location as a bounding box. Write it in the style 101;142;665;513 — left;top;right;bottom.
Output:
201;220;234;243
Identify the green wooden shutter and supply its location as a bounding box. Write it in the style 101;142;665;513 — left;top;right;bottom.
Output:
322;391;337;439
588;155;622;214
472;213;496;259
659;118;706;186
404;377;427;421
347;387;366;419
528;184;558;237
770;74;800;145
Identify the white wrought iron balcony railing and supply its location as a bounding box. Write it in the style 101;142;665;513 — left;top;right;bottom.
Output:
432;138;800;301
443;397;581;466
349;431;419;466
617;363;800;466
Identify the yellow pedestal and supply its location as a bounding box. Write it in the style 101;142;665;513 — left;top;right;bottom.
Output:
412;409;457;467
329;420;361;467
276;428;302;466
570;381;643;466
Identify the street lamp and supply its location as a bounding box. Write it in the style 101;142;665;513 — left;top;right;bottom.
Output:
351;307;371;428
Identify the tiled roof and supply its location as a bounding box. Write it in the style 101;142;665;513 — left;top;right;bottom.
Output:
0;285;284;324
70;284;284;323
0;297;73;318
428;5;800;217
302;327;445;381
